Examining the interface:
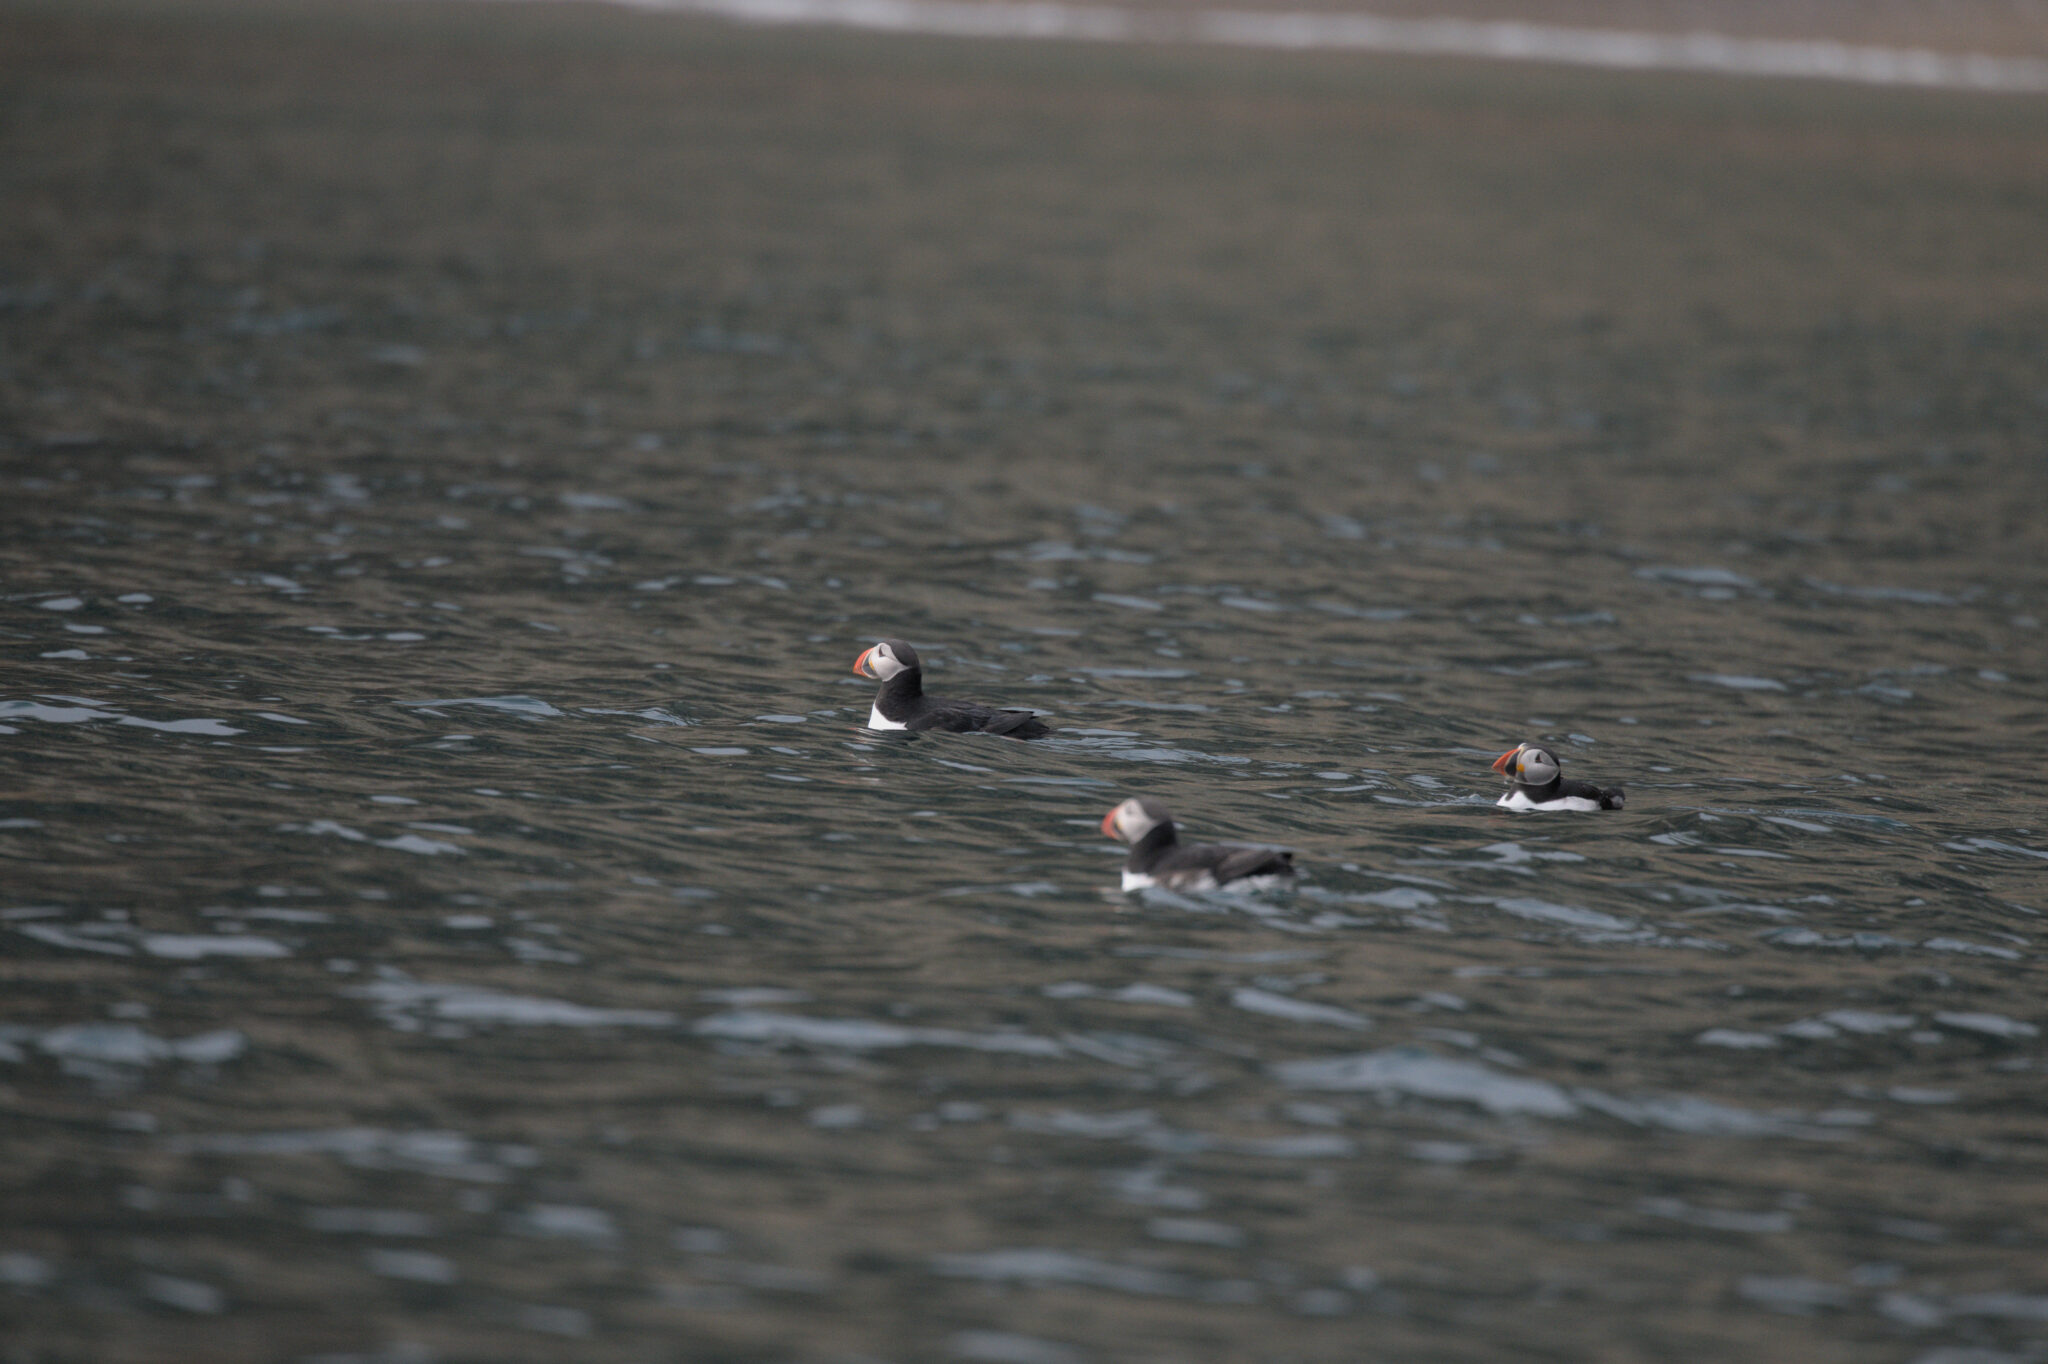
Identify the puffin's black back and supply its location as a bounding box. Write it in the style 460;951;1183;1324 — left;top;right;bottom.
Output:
1125;812;1294;886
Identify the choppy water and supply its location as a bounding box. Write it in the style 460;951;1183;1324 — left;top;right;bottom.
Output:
8;424;2044;1364
4;5;2048;1362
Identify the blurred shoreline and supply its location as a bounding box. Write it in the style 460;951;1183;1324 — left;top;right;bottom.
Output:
470;0;2048;85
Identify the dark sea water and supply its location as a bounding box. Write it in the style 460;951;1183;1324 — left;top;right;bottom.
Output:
3;4;2047;1362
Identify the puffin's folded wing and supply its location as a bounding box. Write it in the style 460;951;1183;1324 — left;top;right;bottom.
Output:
980;708;1051;738
1560;778;1625;810
1212;845;1294;882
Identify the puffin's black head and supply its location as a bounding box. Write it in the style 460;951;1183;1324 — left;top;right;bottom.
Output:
853;639;921;681
1101;797;1172;844
1492;743;1561;785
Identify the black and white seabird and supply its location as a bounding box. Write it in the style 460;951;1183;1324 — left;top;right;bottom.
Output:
1492;743;1625;811
1101;797;1295;892
852;639;1051;738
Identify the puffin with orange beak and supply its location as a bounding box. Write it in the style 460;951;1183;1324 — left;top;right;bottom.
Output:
1101;797;1295;892
1491;742;1625;811
852;639;1051;738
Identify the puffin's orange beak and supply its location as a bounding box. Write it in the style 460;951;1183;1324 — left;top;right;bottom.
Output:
853;646;875;678
1492;746;1520;775
1100;808;1120;840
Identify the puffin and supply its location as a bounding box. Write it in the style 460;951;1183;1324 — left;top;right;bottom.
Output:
1101;797;1296;892
1491;742;1625;811
852;639;1051;738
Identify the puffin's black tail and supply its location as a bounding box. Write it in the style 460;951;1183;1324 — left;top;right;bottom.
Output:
1599;788;1626;810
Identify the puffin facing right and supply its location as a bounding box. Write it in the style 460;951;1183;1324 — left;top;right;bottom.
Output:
1492;743;1625;811
1101;797;1295;892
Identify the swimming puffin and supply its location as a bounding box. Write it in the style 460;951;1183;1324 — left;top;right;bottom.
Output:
853;639;1051;738
1101;797;1295;892
1491;743;1625;811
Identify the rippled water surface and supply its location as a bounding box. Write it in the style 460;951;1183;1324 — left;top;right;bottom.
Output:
4;3;2047;1361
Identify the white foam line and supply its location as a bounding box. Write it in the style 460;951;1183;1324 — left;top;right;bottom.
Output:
675;0;1146;40
1196;11;2048;92
558;0;2048;93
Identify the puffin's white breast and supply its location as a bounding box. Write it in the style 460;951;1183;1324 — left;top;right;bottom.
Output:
865;702;908;731
1497;790;1602;812
1123;868;1285;893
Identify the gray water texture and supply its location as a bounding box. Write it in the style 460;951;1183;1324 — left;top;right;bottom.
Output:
4;9;2048;1364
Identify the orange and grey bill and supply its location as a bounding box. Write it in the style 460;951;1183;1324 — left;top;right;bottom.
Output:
1100;808;1119;839
853;646;875;677
1492;746;1521;775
